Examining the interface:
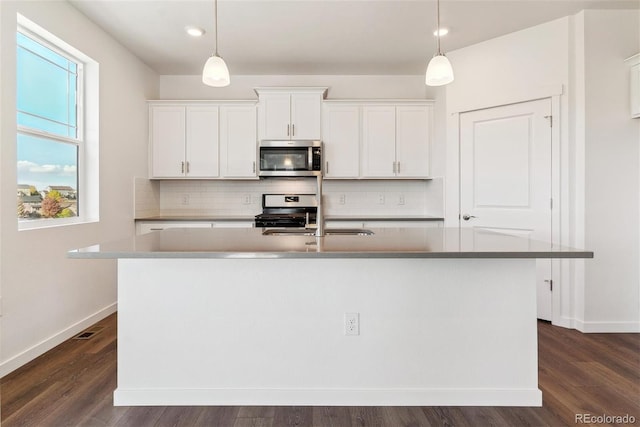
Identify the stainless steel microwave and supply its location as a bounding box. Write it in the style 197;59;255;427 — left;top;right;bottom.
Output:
258;140;322;177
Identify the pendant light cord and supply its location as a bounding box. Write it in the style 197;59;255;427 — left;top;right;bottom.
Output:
214;0;219;56
436;0;442;55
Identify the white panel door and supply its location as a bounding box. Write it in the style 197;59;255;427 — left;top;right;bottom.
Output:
186;106;219;178
460;98;553;320
291;93;322;140
362;106;396;178
322;104;360;178
396;105;430;178
151;106;186;178
220;105;257;178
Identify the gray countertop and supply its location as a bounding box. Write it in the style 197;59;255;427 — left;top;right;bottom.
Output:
135;215;255;221
134;215;444;222
68;227;593;259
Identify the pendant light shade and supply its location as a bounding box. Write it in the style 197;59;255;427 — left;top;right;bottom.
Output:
426;0;454;86
202;0;230;87
425;54;454;86
202;54;230;87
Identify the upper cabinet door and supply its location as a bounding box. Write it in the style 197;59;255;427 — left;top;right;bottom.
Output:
256;88;327;140
395;105;431;178
185;106;219;178
259;93;291;140
151;106;186;178
322;104;360;178
361;106;396;178
220;105;258;178
290;93;322;140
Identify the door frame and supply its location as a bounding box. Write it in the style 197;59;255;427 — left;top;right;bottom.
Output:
445;91;571;327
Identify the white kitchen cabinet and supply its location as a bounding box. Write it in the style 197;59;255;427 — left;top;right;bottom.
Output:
136;221;213;235
361;104;432;179
136;220;254;235
150;104;219;178
322;103;360;178
211;221;254;228
626;54;640;118
150;101;257;180
256;87;327;140
395;106;431;177
150;106;186;178
220;105;258;178
363;220;443;228
186;106;220;177
325;219;443;229
362;106;397;177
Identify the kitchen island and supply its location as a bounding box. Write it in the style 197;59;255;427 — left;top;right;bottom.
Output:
69;227;592;407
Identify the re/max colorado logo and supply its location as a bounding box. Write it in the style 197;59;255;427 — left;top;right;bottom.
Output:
575;413;636;424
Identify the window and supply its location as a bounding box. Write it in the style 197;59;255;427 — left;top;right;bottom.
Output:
16;25;84;226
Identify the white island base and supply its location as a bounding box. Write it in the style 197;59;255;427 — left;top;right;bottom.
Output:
114;257;541;407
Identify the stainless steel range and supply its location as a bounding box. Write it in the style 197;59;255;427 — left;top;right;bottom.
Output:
254;194;317;229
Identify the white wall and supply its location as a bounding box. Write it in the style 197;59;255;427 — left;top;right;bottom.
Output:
160;75;437;100
444;12;640;332
582;9;640;331
0;1;159;376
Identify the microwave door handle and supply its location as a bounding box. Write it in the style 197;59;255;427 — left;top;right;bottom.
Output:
308;147;313;170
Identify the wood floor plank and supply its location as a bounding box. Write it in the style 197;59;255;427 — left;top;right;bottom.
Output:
195;406;241;426
421;406;472;427
1;314;638;427
273;406;313;427
349;406;385;427
311;406;352;427
381;406;432;426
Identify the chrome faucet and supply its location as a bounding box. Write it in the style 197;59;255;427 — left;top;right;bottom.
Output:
315;174;324;237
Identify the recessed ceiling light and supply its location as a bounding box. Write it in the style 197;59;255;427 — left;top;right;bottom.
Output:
433;28;449;37
185;26;205;37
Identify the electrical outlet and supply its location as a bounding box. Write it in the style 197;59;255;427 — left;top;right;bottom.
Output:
243;194;252;205
398;194;405;205
339;194;346;205
181;194;190;205
378;194;385;204
344;312;360;336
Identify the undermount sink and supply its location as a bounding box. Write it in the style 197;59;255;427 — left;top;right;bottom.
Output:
325;228;374;236
262;228;374;236
262;228;317;236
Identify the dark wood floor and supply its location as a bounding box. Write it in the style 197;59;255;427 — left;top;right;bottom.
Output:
1;313;638;426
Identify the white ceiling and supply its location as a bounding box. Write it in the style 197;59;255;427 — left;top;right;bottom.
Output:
68;0;639;75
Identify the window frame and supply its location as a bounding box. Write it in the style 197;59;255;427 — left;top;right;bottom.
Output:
16;21;90;230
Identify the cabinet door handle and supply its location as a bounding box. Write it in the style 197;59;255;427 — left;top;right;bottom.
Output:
181;161;185;174
287;124;290;136
292;124;295;136
397;161;400;174
326;161;329;174
186;161;190;173
252;161;256;173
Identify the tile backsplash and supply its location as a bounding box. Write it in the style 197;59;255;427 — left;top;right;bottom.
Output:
135;177;444;218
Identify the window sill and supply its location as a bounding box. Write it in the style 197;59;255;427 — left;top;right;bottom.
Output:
18;216;99;231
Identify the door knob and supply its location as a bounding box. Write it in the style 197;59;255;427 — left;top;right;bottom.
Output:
462;214;476;221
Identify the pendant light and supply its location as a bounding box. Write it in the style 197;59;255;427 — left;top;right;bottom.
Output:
202;0;230;87
425;0;454;86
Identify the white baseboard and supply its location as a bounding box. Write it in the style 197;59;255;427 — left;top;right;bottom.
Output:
555;316;640;333
114;388;543;407
0;302;117;378
575;319;640;333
